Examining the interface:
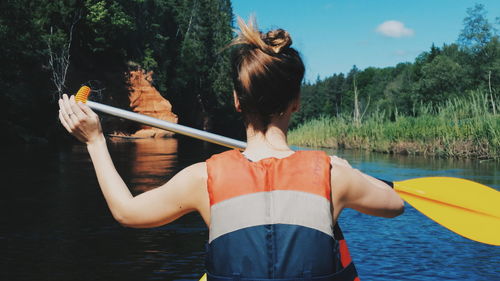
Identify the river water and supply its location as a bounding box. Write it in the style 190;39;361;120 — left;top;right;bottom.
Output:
3;137;499;281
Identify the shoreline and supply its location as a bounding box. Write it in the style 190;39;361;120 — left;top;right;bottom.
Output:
288;116;499;160
289;93;499;160
291;139;495;160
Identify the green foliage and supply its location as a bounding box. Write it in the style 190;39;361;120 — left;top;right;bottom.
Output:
289;91;500;159
459;3;494;51
291;4;499;159
1;1;498;149
417;54;465;103
141;48;158;70
0;0;235;144
296;4;499;128
165;0;235;131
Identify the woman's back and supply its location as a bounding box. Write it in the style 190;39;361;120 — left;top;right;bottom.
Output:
205;150;358;280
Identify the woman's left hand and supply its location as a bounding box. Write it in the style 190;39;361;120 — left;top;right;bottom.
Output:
58;94;103;144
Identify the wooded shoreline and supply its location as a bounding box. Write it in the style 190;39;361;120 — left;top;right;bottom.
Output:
1;2;498;150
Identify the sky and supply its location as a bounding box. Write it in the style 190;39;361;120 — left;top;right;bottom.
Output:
231;0;500;82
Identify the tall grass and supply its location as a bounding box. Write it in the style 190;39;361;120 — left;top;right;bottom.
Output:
289;91;500;159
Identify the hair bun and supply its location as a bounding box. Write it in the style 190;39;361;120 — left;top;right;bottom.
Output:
263;29;292;54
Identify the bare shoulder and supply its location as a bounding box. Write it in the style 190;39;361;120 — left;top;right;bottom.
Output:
329;156;354;202
174;162;208;195
161;161;207;195
164;161;209;220
182;162;207;179
328;155;356;219
329;155;352;168
328;155;404;218
179;162;209;222
329;155;354;189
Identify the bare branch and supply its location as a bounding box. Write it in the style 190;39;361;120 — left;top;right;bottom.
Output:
45;9;81;99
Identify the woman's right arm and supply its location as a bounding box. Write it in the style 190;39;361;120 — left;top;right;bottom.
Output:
58;94;210;228
330;156;404;219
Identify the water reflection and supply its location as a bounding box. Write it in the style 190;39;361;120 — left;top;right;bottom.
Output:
107;137;179;193
4;140;499;281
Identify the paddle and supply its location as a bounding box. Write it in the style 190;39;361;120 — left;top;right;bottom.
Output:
75;86;500;246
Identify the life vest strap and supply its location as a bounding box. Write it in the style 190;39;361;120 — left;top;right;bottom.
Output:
207;262;358;281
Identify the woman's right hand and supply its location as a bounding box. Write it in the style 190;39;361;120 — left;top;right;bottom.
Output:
58;94;103;144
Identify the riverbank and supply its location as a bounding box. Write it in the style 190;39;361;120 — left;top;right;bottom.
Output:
289;92;500;159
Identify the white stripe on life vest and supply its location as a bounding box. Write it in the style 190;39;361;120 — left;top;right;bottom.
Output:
209;190;333;243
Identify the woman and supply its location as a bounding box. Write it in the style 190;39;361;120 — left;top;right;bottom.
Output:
59;17;404;281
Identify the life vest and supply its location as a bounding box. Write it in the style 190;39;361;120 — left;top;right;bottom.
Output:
206;149;360;281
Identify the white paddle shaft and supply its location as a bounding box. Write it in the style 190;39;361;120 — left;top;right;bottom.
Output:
86;100;247;150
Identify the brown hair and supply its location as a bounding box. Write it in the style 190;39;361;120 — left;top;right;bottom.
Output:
230;16;305;131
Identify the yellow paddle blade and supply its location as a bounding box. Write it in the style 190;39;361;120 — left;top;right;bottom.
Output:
199;273;207;281
394;177;500;246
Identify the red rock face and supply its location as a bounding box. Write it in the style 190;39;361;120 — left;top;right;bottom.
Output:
128;70;178;138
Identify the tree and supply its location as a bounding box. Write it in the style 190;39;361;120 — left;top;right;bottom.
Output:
167;0;234;131
458;3;493;52
417;55;466;103
457;4;499;90
0;0;236;143
45;10;81;98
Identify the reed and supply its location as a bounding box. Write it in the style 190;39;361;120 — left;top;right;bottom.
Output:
289;91;500;159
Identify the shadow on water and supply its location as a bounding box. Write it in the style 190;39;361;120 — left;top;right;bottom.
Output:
3;138;499;281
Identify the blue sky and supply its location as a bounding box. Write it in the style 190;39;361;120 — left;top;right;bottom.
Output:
231;0;500;82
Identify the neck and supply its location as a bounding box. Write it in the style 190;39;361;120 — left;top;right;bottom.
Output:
243;118;294;159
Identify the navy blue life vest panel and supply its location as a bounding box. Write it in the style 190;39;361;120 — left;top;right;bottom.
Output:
207;224;341;278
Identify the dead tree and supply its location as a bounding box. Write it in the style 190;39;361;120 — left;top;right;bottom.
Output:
353;75;370;127
353;76;361;127
45;11;80;99
488;71;496;115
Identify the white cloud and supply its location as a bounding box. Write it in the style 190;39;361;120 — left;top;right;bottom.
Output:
376;20;414;38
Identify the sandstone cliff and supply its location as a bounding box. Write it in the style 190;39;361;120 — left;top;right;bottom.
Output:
127;70;178;138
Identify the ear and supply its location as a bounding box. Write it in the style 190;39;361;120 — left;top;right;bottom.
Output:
290;97;300;113
233;90;242;112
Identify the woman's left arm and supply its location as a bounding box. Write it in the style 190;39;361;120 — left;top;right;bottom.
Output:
59;95;209;228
